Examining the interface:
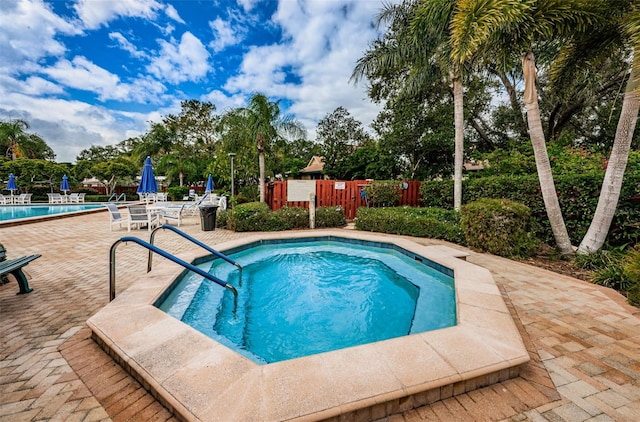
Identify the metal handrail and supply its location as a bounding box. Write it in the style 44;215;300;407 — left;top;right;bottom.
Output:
147;224;243;274
109;236;237;302
108;192;127;202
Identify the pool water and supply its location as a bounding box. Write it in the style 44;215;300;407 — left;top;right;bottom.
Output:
0;204;104;221
159;240;456;364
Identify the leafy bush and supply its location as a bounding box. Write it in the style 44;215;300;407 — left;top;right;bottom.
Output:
355;206;465;244
167;186;189;201
460;198;539;259
276;206;309;229
420;170;640;247
624;248;640;306
239;185;259;202
216;209;228;228
363;181;402;206
227;202;287;232
315;206;347;228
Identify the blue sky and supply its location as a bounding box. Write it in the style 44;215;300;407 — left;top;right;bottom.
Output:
0;0;397;162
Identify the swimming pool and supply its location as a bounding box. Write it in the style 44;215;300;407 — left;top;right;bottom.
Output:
89;231;529;421
0;204;105;222
159;239;456;363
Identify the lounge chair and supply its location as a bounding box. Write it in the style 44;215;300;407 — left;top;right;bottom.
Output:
47;193;63;203
106;204;129;231
126;204;160;231
68;193;80;203
78;193;86;203
15;193;32;204
159;204;186;227
183;192;210;216
0;194;9;205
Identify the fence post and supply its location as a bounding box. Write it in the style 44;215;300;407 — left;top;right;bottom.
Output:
309;193;316;229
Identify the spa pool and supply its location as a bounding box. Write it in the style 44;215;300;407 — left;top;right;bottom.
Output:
158;238;456;364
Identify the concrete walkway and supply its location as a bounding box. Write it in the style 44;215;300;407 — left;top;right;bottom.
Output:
0;210;638;421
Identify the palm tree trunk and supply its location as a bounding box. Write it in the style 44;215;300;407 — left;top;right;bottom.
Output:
452;71;464;211
578;65;639;254
522;52;574;257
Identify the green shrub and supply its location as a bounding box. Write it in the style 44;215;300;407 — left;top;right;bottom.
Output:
355;206;465;244
276;206;309;229
460;198;539;258
420;170;640;247
227;202;287;232
216;209;228;228
363;181;402;206
239;185;259;202
624;248;640;307
315;206;347;228
167;186;189;201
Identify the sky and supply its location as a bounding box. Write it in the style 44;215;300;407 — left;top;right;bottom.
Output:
0;0;399;163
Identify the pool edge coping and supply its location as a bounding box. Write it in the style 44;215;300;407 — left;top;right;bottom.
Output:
88;229;530;421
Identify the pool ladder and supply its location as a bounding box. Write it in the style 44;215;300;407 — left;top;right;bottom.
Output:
109;225;240;302
108;192;127;202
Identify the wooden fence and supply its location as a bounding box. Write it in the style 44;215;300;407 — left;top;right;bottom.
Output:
265;180;422;220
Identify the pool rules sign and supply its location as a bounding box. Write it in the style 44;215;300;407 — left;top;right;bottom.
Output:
287;180;316;202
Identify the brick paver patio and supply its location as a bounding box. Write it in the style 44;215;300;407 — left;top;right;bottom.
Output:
0;209;638;421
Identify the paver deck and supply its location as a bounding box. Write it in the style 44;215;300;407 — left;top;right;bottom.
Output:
1;209;639;421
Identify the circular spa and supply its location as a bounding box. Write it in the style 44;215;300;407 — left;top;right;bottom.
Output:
158;238;456;364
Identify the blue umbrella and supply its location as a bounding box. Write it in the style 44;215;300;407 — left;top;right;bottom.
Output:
205;174;215;193
6;173;17;193
137;156;158;197
60;174;70;193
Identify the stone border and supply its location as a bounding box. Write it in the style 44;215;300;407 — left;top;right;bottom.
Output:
88;230;529;421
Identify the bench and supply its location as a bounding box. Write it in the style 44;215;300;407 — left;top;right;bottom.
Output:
0;246;41;294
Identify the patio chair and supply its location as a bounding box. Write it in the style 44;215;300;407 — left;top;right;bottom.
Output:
68;193;80;203
183;192;210;216
78;193;86;203
126;204;160;231
0;194;9;205
47;193;63;203
15;193;32;204
106;203;130;231
160;204;186;227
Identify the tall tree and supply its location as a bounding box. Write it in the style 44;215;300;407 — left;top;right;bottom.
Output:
574;0;640;253
243;93;305;202
448;0;603;257
317;106;372;180
353;0;466;209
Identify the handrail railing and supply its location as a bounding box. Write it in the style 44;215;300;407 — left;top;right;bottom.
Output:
109;236;237;302
148;224;242;274
108;192;127;202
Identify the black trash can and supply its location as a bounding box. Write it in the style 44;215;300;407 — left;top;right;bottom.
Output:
199;205;218;231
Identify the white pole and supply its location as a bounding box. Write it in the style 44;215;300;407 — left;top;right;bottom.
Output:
309;192;316;229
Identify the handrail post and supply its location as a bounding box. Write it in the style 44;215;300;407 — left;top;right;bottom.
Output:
109;239;124;301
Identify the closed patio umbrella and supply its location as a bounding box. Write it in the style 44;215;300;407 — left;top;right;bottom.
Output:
60;175;70;193
205;174;215;194
6;173;17;202
137;156;158;202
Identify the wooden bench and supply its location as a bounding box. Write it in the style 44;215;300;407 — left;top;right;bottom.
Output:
0;246;41;295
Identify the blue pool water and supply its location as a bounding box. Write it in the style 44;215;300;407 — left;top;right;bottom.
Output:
0;204;104;221
159;239;456;364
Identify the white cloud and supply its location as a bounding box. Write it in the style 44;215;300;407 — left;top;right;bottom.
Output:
21;76;65;96
147;32;210;84
73;0;163;29
164;3;184;24
42;56;131;102
109;32;147;58
209;17;241;52
0;0;81;69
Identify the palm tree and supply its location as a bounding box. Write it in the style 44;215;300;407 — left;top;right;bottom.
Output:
448;0;606;257
353;0;466;209
572;1;639;253
0;119;30;160
243;93;305;202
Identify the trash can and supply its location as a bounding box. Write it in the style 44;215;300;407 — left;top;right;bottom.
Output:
199;205;218;231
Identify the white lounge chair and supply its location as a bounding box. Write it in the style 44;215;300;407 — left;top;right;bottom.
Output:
47;193;64;203
15;193;32;204
126;204;160;231
0;194;9;205
78;193;86;203
159;204;186;227
106;204;129;231
68;193;80;203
